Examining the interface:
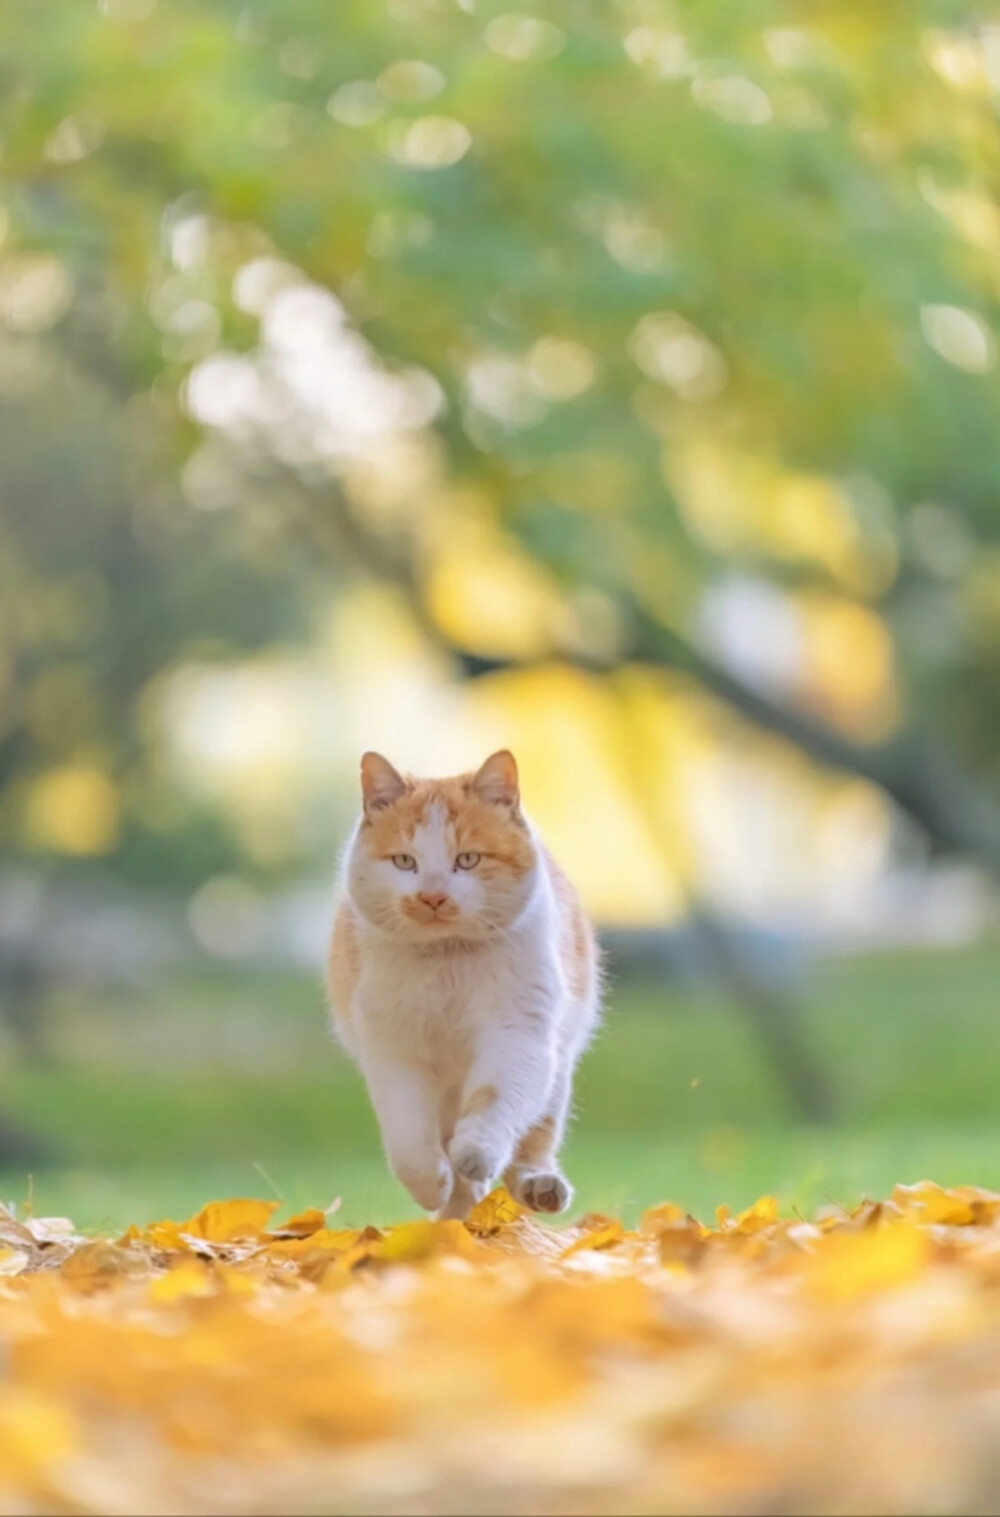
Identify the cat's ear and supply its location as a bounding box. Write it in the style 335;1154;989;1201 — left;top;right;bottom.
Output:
360;752;408;814
471;749;519;808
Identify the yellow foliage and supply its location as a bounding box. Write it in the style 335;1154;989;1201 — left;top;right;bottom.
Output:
797;591;897;737
424;516;564;659
1;1184;1000;1513
25;765;120;855
665;438;876;589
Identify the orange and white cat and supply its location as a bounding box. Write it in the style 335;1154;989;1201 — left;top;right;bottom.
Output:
327;750;600;1221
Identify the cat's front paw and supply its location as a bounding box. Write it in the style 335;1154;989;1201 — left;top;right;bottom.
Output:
450;1142;494;1184
509;1168;573;1214
449;1129;507;1186
393;1153;454;1213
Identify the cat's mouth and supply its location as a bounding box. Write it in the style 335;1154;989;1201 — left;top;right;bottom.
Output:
400;901;461;930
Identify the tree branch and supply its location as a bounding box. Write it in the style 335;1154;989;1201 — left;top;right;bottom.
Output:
292;479;1000;879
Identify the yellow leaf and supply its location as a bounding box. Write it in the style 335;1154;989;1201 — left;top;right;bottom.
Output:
808;1221;930;1300
734;1195;780;1235
148;1261;215;1303
0;1391;81;1478
181;1199;279;1243
465;1186;524;1234
561;1220;624;1257
265;1227;363;1260
639;1201;685;1235
891;1182;977;1226
268;1208;328;1239
142;1220;190;1252
369;1221;454;1263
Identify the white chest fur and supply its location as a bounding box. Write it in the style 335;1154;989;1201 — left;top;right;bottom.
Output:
354;913;562;1072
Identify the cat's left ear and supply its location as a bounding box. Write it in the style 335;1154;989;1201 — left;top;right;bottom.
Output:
472;749;519;808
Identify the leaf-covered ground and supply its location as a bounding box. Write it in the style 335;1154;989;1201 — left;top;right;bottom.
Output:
2;1183;1000;1515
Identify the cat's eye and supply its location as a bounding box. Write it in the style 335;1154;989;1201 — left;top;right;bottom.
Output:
391;854;417;871
455;852;481;870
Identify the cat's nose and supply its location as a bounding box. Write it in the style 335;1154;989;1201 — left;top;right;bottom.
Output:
417;891;449;913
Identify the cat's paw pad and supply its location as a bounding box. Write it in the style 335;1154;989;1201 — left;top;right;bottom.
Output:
512;1169;573;1214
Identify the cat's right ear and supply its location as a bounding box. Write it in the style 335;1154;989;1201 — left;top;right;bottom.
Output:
360;752;408;816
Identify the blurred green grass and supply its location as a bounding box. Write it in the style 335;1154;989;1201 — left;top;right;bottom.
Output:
2;942;999;1232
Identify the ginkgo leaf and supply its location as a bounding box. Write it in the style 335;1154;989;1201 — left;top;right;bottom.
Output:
638;1201;686;1234
179;1199;279;1243
892;1182;978;1226
264;1227;364;1260
560;1220;625;1257
807;1220;930;1299
2;1181;1000;1515
733;1195;780;1234
267;1208;328;1239
147;1261;216;1303
465;1186;524;1234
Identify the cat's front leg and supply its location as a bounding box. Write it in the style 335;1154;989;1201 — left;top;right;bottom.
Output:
437;1174;488;1222
362;1050;453;1214
448;1014;557;1192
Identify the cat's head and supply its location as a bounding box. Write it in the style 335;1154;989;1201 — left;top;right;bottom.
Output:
346;750;537;942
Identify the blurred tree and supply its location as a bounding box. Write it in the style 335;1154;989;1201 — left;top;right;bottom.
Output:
1;0;999;877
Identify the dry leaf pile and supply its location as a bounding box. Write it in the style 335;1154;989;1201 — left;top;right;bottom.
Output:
2;1181;1000;1514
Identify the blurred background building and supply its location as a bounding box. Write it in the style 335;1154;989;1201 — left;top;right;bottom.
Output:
1;0;998;1225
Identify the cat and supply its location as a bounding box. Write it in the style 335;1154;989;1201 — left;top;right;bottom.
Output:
327;749;601;1221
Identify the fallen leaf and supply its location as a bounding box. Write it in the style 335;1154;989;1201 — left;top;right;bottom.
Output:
639;1201;685;1235
465;1186;524;1234
733;1195;780;1235
807;1220;930;1299
147;1260;216;1303
180;1198;279;1243
561;1220;624;1257
1;1182;998;1516
268;1207;328;1239
892;1182;978;1227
